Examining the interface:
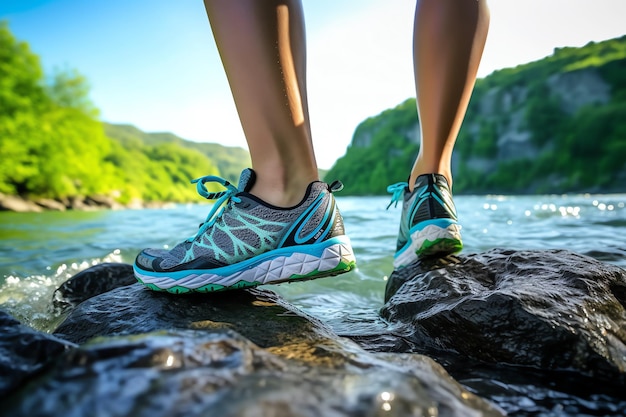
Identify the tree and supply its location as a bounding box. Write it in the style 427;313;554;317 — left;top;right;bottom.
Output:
0;21;48;194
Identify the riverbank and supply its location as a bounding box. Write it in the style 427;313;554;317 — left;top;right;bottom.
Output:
0;192;173;212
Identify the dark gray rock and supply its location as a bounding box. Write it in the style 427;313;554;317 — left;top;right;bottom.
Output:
0;309;75;397
10;248;625;416
1;282;503;417
382;248;626;383
53;283;331;348
3;329;503;417
51;263;135;315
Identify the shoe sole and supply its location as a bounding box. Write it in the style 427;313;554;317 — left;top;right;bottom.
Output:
394;221;462;268
134;236;356;294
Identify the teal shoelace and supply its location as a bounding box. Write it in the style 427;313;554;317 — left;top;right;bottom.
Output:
187;175;242;242
386;182;408;209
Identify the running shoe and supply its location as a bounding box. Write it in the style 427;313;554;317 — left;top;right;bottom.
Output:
134;169;356;294
387;173;462;268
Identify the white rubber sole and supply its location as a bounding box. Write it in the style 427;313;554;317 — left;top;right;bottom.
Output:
393;223;462;269
135;238;356;293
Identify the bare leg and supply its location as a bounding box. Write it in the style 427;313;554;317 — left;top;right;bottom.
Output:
409;0;490;189
203;0;318;207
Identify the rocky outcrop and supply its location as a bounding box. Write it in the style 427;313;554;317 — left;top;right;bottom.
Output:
6;325;503;417
0;193;174;212
546;68;611;115
33;198;67;211
2;272;502;417
0;310;75;397
382;248;626;383
328;36;626;195
52;262;135;315
0;193;43;212
378;249;626;415
3;248;626;416
0;193;127;212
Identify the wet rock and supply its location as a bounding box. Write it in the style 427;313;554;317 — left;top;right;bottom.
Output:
2;278;502;417
53;283;329;347
2;328;503;417
0;309;75;397
52;263;135;315
0;278;503;417
382;248;626;383
11;250;625;416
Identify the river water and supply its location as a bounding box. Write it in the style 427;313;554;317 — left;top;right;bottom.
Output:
1;194;626;415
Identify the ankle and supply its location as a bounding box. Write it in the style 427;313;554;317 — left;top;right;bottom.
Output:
409;161;452;191
248;176;316;208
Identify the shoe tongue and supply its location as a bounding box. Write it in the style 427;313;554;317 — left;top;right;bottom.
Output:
237;168;257;192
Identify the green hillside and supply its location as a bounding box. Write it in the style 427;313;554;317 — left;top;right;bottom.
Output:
103;123;251;185
0;22;250;206
325;35;626;195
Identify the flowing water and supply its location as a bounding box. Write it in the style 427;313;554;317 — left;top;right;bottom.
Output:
1;194;626;415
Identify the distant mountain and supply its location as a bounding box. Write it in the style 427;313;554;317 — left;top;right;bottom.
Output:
325;35;626;195
103;123;251;184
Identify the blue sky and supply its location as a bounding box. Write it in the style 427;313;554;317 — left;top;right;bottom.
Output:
2;0;626;169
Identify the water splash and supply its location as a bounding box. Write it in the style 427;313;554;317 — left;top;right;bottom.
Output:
0;249;124;332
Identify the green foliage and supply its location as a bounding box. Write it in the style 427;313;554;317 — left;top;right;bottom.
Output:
555;101;626;188
325;99;419;194
473;121;498;158
524;83;566;147
0;22;48;117
0;22;248;205
481;35;626;91
103;123;251;184
46;68;98;117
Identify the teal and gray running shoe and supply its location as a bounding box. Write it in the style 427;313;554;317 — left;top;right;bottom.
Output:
134;169;356;294
387;173;462;268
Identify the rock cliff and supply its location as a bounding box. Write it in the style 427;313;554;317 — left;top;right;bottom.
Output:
326;36;626;195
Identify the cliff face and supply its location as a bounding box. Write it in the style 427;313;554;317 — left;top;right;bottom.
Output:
460;67;612;185
327;36;626;195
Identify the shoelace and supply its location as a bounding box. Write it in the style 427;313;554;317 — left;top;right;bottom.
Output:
386;182;408;209
187;175;241;242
